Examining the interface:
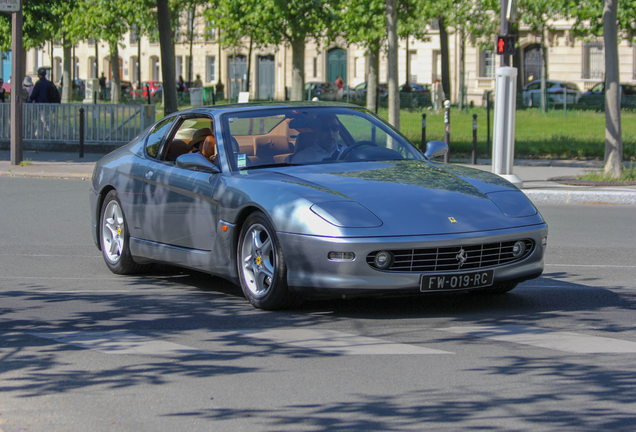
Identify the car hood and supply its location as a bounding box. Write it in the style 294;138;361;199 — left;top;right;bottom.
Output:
237;161;544;237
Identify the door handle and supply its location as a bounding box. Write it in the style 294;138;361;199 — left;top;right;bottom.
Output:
145;170;154;180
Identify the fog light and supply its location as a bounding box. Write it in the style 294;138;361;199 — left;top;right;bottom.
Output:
542;237;547;247
328;252;356;262
374;251;393;270
512;241;526;258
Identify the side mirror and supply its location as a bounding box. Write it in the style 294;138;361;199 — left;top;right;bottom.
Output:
424;140;448;160
175;153;220;174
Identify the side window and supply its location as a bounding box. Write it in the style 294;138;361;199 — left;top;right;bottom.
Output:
145;117;177;159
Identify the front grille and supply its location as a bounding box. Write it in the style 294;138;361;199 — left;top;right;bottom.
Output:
367;239;534;272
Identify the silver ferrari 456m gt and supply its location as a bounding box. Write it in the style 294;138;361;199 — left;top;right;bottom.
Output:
89;102;548;310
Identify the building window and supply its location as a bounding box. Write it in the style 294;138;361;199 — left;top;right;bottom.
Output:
130;56;139;84
88;56;96;78
479;49;495;78
205;22;216;41
408;50;417;82
175;56;183;78
88;38;95;46
206;56;215;82
582;42;604;79
54;57;62;82
313;57;317;78
130;25;139;45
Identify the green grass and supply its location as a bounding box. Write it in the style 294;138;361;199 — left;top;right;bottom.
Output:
576;163;636;181
382;107;636;160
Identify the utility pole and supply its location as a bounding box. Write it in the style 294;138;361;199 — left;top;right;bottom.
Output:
9;0;24;165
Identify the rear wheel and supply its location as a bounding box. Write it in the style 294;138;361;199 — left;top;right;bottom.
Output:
237;212;303;310
100;190;145;275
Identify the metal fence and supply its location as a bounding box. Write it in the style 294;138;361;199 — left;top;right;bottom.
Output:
0;103;155;145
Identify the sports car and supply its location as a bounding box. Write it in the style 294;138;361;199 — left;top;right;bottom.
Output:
89;102;548;310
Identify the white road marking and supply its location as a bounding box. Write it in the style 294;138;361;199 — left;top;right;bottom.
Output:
30;331;212;356
441;325;636;354
238;329;452;355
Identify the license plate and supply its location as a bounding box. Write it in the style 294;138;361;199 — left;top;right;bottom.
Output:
420;270;494;292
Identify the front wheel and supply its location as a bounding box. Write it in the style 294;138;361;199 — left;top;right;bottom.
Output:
237;212;303;310
100;190;145;275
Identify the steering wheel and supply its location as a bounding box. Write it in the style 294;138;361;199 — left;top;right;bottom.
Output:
339;140;378;160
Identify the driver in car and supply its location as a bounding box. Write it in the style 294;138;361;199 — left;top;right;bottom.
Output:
291;114;346;163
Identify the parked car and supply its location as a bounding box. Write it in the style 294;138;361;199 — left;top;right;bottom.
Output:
304;82;339;101
398;83;432;107
133;81;163;99
521;80;580;107
578;82;636;108
351;82;388;102
89;102;548;310
104;80;133;99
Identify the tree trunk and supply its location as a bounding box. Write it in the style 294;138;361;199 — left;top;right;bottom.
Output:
540;26;547;113
386;0;399;129
109;45;122;104
188;7;195;84
438;16;451;102
367;42;380;112
458;26;465;110
157;0;178;114
62;38;72;103
246;38;253;93
290;37;305;101
603;0;623;178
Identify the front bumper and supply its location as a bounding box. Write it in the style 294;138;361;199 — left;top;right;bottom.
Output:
279;224;547;295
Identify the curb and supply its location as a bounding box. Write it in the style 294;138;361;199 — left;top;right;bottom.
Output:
0;171;92;181
524;189;636;205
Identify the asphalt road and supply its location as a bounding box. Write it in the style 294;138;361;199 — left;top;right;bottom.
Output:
1;177;636;431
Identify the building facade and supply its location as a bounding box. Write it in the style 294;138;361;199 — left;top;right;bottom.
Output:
16;17;636;105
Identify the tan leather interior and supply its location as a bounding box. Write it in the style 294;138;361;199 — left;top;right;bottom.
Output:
201;135;217;161
253;135;293;165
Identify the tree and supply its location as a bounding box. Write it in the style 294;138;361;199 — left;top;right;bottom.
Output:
386;0;399;128
237;0;337;101
566;0;633;177
518;0;567;113
157;0;178;113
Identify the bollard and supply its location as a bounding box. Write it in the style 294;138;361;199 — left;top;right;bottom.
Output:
212;89;216;105
79;108;85;159
146;86;151;105
486;90;491;149
472;114;478;165
421;113;427;151
443;100;450;163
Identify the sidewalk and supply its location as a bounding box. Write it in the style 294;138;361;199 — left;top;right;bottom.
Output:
1;150;635;205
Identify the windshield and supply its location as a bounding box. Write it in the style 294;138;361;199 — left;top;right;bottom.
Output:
222;106;424;170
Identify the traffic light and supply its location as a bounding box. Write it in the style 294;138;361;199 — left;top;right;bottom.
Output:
496;35;516;56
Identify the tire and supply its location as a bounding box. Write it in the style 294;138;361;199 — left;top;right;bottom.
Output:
99;190;145;275
237;211;303;310
471;282;518;296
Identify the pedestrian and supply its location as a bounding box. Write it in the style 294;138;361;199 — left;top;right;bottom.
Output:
99;72;106;100
0;77;5;102
27;68;53;103
432;78;445;112
192;74;203;88
335;75;344;100
21;76;34;102
177;76;185;100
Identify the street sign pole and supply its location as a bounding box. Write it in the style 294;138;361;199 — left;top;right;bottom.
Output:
10;0;23;165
